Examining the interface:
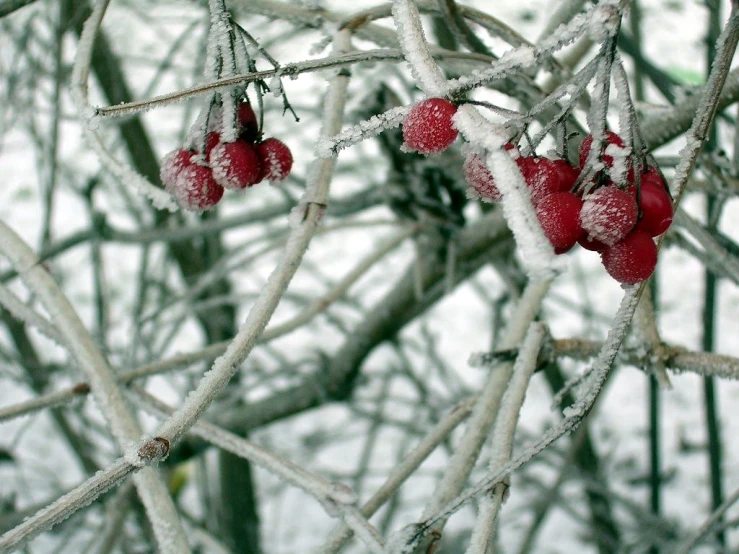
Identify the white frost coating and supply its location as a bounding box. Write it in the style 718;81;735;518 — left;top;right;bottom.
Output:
391;0;447;96
71;0;176;212
419;287;643;537
605;142;631;185
0;285;64;345
270;75;284;97
221;93;238;143
587;0;621;42
124;440;146;468
537;10;590;55
316;105;409;158
442;8;587;96
465;323;547;554
384;523;422;554
454;105;564;279
612;58;634;147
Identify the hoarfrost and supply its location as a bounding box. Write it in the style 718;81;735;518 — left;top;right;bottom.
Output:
384;523;422;554
391;0;447;96
605;142;631;185
270;75;283;97
580;187;637;246
82;106;101;130
587;0;621;42
316;105;409;158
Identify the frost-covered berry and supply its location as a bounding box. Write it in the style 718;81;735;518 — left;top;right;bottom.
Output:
239;102;259;143
579;130;626;169
518;156;571;205
463;144;518;203
463;153;500;202
160;148;193;184
402;98;458;154
210;139;262;189
256;138;293;183
601;231;658;284
580;186;638;246
160;148;223;211
536;192;584;254
630;172;673;237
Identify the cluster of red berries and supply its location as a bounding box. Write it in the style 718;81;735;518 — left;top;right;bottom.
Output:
401;99;674;284
160;102;293;212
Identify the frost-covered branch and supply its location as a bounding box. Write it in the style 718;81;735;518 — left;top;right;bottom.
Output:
0;458;135;551
466;323;547;554
392;0;448;96
132;388;388;554
135;30;351;454
0;221;190;553
675;484;739;553
316;397;475;554
673;208;739;287
406;279;551;554
0;284;64;345
656;4;739;204
70;0;176;210
97;48;490;120
395;286;642;552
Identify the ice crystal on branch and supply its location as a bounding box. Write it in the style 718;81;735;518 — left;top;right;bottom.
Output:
391;0;448;96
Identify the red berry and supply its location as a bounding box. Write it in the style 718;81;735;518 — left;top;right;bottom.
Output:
579;130;626;169
210;139;262;189
256;138;293;183
402;98;458;154
238;102;259;143
204;132;220;158
551;159;580;191
580;186;638;246
160;148;193;185
601;231;658;284
160;149;223;211
463;153;500;202
536;192;584;254
463;145;519;203
629;173;673;236
518;157;571;205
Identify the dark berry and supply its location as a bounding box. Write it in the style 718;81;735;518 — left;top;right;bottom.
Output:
402;98;458;154
551;159;580;192
518;156;571;205
210;139;262;189
238;102;259;143
160;149;223;212
256;138;293;183
536;192;585;254
629;173;673;237
601;231;658;284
